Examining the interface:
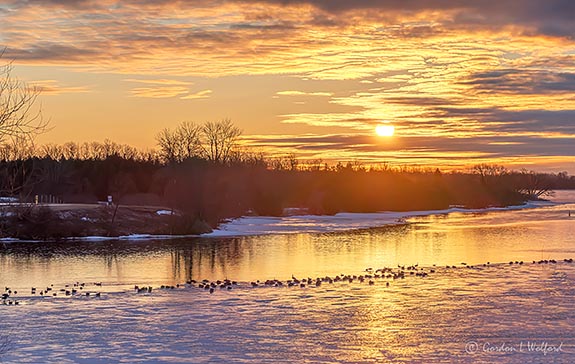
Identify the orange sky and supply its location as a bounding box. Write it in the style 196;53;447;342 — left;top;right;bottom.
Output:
2;0;574;172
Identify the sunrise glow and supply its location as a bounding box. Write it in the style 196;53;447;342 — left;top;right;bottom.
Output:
1;1;573;172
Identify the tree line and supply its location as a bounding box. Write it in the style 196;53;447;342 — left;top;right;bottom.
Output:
0;120;573;229
2;55;574;232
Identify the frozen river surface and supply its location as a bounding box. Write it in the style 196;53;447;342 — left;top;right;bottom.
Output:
1;191;575;363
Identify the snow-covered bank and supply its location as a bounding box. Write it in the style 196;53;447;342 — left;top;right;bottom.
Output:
0;199;564;242
204;200;557;237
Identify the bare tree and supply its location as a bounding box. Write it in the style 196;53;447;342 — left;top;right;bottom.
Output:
41;143;64;160
472;164;508;186
270;154;299;171
156;119;241;163
0;52;46;201
157;122;203;163
156;128;179;163
0;137;38;198
177;121;203;159
515;169;554;199
1;52;47;142
201;118;242;163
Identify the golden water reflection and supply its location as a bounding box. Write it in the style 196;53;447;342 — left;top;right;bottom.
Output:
1;202;574;292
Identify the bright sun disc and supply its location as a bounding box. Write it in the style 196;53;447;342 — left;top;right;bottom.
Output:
375;124;395;137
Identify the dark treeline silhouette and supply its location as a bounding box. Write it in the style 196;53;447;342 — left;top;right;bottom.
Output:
1;121;574;233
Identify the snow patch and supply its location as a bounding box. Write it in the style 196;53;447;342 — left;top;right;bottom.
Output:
156;209;174;216
78;236;110;242
204;201;556;237
69;234;198;242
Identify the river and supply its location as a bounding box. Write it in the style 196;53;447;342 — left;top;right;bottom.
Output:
1;191;574;363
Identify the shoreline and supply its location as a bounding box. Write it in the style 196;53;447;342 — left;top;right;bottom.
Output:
0;203;211;242
0;199;559;243
205;199;557;237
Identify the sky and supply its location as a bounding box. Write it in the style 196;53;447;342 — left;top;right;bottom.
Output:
1;0;574;172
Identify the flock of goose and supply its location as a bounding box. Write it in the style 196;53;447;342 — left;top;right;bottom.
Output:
181;258;573;294
2;258;573;305
2;282;103;305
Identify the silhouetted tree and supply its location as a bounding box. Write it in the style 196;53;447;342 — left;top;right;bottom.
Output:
514;169;554;198
157;122;203;163
473;164;508;187
202;119;242;163
0;137;39;198
1;52;47;142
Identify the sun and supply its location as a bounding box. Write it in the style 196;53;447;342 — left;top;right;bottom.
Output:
375;124;395;137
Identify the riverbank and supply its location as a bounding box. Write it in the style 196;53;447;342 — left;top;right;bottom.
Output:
0;204;212;240
206;200;556;237
0;195;564;241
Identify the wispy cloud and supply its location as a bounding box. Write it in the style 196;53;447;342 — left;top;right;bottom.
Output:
124;78;191;86
276;90;333;96
30;80;91;95
129;86;190;98
125;79;196;97
180;89;212;100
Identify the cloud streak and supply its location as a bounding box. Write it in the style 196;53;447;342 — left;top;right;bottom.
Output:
276;90;333;97
129;86;189;98
29;80;91;95
180;89;212;100
243;132;575;171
